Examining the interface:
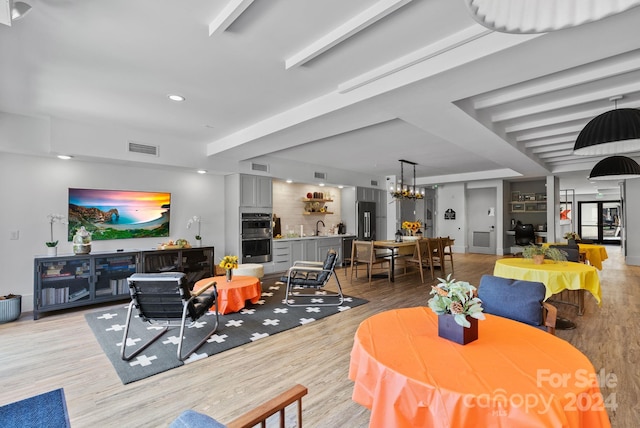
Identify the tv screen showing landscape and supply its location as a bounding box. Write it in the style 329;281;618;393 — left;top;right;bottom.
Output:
68;188;171;241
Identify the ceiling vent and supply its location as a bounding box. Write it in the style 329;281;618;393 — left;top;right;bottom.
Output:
314;171;327;180
128;141;159;156
251;162;269;172
371;180;379;186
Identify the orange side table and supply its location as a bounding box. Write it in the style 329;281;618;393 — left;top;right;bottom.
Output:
194;275;261;314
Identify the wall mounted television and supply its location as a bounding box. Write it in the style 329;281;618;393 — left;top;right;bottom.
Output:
68;188;171;241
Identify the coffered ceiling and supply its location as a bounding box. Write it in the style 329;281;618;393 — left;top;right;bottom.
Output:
2;0;640;197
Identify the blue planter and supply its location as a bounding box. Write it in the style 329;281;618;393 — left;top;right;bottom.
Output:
0;295;22;323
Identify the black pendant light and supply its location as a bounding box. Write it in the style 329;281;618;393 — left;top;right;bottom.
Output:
573;96;640;155
588;156;640;181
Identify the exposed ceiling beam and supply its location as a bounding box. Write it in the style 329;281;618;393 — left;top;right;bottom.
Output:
209;0;254;36
285;0;413;69
473;51;640;109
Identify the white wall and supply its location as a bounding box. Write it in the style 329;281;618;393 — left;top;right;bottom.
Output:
624;179;640;265
436;183;466;252
0;153;226;312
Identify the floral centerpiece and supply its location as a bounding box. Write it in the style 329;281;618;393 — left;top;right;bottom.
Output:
401;220;422;236
428;274;485;328
219;255;239;282
563;231;580;241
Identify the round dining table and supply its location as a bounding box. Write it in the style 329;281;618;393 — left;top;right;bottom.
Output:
493;258;602;305
349;307;611;428
194;275;261;314
543;243;609;270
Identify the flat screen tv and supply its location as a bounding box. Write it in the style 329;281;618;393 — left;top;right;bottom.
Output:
68;188;171;241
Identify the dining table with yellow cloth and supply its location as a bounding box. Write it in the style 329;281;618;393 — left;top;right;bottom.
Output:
542;242;609;270
349;307;611;428
493;258;602;305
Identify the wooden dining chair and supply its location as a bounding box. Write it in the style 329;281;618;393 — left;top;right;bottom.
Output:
401;239;434;283
441;236;455;274
427;238;445;276
350;240;391;286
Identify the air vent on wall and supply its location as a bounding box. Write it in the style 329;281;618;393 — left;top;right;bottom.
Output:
128;141;159;156
314;171;327;180
371;180;378;186
251;162;269;172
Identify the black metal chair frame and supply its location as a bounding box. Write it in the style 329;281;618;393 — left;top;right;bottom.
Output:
121;272;219;362
282;249;344;307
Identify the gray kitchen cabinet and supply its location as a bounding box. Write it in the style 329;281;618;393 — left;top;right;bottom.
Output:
240;174;272;208
317;237;341;263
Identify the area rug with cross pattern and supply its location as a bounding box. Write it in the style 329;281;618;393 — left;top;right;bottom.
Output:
85;279;367;384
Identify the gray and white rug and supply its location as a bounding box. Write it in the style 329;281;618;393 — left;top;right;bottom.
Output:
85;281;367;384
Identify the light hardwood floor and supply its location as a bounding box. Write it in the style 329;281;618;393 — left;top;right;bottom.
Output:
1;248;638;427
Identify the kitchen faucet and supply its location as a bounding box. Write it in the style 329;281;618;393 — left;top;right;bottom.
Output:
316;220;325;236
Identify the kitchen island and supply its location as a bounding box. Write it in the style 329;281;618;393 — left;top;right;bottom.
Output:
272;235;355;273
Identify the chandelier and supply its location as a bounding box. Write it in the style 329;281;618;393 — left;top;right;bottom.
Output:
391;159;424;200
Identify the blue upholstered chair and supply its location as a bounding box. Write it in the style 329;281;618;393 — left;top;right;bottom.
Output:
478;275;557;334
170;384;308;428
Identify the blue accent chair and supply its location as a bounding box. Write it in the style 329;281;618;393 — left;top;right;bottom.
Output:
478;275;557;334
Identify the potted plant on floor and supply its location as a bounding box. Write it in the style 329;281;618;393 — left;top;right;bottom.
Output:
0;293;22;323
522;245;566;264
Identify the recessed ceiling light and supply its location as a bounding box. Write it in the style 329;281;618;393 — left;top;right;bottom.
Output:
286;179;293;183
319;183;325;187
338;185;344;189
168;94;185;102
197;169;207;174
57;155;73;160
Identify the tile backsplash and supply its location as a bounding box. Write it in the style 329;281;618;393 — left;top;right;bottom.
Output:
272;181;342;236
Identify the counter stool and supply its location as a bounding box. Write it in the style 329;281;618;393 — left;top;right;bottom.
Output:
233;263;264;280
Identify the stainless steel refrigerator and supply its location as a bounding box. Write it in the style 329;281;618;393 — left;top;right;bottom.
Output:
356;201;376;241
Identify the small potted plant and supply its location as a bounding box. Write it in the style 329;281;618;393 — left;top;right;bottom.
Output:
522;245;567;264
563;232;581;245
0;293;22;323
187;215;202;247
46;213;66;256
428;274;485;345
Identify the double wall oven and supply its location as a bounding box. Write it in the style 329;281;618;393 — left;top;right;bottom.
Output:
241;212;272;263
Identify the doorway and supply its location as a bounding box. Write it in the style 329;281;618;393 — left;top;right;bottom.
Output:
577;200;621;245
467;188;497;254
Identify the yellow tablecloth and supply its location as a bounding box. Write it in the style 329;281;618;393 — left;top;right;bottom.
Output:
493;258;602;304
543;243;608;270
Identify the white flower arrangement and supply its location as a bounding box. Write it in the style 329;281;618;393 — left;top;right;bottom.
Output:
187;215;202;240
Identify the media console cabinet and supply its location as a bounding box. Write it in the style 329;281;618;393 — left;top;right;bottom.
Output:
33;246;214;319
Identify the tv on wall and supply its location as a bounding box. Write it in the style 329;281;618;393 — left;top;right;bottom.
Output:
68;188;171;241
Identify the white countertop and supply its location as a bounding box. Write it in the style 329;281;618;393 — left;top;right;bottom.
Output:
274;234;355;242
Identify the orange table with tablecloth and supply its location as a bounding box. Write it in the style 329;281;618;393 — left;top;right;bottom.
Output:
494;258;602;304
543;243;608;270
349;307;611;428
194;275;261;314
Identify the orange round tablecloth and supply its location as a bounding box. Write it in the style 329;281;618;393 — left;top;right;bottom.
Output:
195;275;261;314
349;307;611;428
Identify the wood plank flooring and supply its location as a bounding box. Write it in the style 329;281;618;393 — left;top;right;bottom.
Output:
0;248;637;427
